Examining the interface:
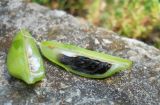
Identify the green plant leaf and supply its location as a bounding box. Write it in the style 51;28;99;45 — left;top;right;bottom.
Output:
39;40;132;78
7;29;45;84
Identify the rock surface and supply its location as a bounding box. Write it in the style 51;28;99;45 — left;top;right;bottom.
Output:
0;0;160;105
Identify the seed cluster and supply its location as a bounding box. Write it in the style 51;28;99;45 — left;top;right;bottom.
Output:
27;46;40;73
59;55;112;74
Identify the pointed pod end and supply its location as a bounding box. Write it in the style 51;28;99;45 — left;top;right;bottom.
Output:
123;59;133;70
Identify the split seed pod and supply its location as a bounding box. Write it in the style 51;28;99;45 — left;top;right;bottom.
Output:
39;41;132;78
7;29;45;84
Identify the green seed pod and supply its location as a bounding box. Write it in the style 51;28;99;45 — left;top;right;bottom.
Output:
39;41;132;78
7;29;45;84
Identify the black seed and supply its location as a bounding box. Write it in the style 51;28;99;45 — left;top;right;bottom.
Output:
59;55;112;74
59;55;74;65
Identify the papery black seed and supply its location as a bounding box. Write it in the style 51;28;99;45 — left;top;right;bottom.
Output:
59;55;112;74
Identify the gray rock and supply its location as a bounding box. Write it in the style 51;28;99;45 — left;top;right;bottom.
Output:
0;0;160;105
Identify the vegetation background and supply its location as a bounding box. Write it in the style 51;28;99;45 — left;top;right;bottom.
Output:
31;0;160;49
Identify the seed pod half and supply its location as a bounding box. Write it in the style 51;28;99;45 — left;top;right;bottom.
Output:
39;41;132;78
7;29;45;84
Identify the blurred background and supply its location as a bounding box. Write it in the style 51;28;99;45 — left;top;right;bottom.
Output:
30;0;160;49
